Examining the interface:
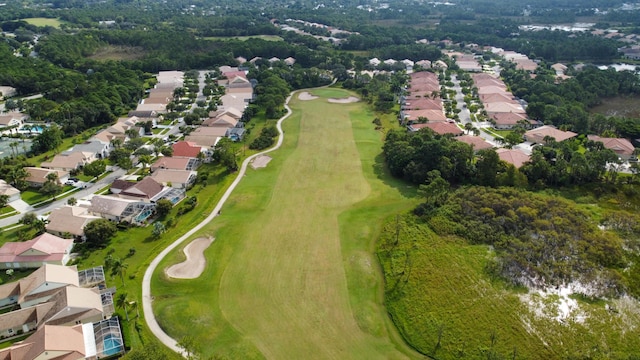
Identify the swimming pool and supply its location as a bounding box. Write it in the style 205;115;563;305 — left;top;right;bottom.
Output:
135;209;153;223
103;333;123;356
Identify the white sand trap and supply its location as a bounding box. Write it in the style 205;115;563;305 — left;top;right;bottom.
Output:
165;237;214;279
328;96;360;103
251;155;272;169
298;91;318;101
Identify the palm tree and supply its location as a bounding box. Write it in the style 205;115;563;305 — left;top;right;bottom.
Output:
116;292;130;321
138;154;152;172
111;258;128;286
129;299;139;318
464;122;474;134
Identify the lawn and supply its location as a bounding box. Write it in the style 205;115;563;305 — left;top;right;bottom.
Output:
151;89;421;359
21;17;64;28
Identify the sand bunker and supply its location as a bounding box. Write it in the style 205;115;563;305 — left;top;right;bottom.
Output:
251;155;272;169
298;92;318;101
165;237;214;279
328;96;360;104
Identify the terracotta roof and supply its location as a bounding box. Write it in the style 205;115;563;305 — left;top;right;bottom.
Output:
477;86;510;95
525;125;577;143
485;102;525;113
496;148;531;168
404;109;447;122
222;70;247;80
151;157;192;171
172;141;202;158
587;135;635;156
0;233;73;265
402;98;442;110
456;135;494;151
480;93;517;104
410;122;463;136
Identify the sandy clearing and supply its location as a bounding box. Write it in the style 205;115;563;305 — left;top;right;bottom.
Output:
165;237;214;279
298;92;318;101
251;155;272;169
328;96;360;104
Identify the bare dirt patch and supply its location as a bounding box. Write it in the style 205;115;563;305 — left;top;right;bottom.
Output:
165;237;214;279
298;92;319;101
328;96;360;104
251;155;272;169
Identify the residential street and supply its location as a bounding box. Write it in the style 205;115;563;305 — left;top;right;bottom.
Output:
449;74;498;145
0;168;127;228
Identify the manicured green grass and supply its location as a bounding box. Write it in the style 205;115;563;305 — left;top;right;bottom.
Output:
64;164;234;359
0;206;15;216
491;128;512;137
20;189;50;205
309;88;356;98
151;89;421;359
21;18;64;28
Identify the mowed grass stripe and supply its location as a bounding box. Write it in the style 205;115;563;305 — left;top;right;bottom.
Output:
152;89;419;359
219;93;401;359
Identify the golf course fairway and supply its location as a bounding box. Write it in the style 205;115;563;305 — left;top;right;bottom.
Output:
152;88;420;359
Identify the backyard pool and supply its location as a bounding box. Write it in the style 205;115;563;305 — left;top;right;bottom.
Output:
103;333;123;356
135;209;153;223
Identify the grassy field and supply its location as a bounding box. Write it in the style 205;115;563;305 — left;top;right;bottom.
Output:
201;35;283;42
152;89;422;359
21;18;64;28
378;211;640;359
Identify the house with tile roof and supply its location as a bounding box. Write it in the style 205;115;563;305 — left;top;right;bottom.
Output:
0;264;79;309
41;151;94;172
45;206;100;240
587;135;636;159
150;169;197;188
184;127;228;148
151;156;198;172
0;180;20;202
409;122;463;136
491;112;540;130
119;177;164;201
0;233;74;270
0;112;27;128
202;114;239;128
524;125;577;144
25;167;69;188
172;141;202;158
88;195;152;223
455;135;494;152
496;148;531;168
403;109;448;123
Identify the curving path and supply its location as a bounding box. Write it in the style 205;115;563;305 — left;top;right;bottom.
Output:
142;94;294;357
